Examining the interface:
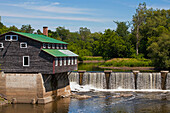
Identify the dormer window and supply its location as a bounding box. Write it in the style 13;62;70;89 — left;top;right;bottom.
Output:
48;44;51;49
52;44;55;49
64;45;67;49
43;43;46;48
60;45;63;49
56;44;59;49
5;35;18;41
0;43;4;48
20;42;27;48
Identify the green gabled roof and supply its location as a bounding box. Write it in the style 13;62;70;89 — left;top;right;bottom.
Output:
11;31;68;44
42;49;78;57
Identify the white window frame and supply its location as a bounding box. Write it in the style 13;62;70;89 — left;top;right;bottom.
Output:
12;35;18;41
20;42;27;48
71;57;74;65
5;35;18;41
55;58;58;66
68;57;70;65
52;44;55;49
43;43;46;48
60;58;62;66
56;44;59;49
23;56;30;66
64;45;67;49
48;44;51;49
75;57;77;64
0;43;4;48
64;57;66;66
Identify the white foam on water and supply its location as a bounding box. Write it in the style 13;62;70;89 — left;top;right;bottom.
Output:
70;82;170;93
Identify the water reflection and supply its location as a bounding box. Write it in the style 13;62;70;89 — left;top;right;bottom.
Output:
1;92;170;113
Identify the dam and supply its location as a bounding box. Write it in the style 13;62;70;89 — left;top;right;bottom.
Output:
69;70;170;91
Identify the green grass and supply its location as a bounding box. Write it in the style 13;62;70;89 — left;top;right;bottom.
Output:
100;58;153;67
80;56;104;61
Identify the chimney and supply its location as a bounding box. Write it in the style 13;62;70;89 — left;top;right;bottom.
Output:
43;26;48;36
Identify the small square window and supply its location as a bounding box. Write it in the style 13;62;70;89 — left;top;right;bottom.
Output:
52;44;55;49
48;44;51;49
43;43;45;48
5;35;11;41
20;42;27;48
56;44;59;49
64;45;67;49
12;35;18;41
60;45;63;49
0;43;4;48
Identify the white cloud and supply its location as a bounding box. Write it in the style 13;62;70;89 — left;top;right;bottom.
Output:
0;11;109;22
52;2;60;5
0;3;91;15
147;5;170;10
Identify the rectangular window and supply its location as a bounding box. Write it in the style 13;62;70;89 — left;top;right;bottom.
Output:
52;44;55;49
64;57;66;66
0;43;4;48
48;44;51;49
5;35;11;41
43;43;46;48
60;58;62;66
64;45;67;49
75;57;77;64
20;42;27;48
23;56;30;66
56;44;59;49
68;58;70;65
12;35;18;41
71;57;74;65
55;58;58;66
5;35;18;41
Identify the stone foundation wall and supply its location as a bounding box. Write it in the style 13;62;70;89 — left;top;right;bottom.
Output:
0;72;71;104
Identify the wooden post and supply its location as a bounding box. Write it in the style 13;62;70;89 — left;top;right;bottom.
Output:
161;71;169;90
133;70;139;89
78;70;86;85
104;70;112;89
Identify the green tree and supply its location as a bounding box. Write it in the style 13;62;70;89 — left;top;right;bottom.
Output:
21;24;34;33
147;33;170;69
114;21;130;38
56;26;70;41
132;2;147;56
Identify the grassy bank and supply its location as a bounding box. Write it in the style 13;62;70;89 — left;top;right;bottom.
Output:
100;58;153;67
79;56;104;61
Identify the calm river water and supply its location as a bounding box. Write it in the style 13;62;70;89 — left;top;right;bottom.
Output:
1;92;170;113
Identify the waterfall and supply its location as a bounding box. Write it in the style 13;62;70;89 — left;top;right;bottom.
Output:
69;72;79;84
82;72;106;89
109;72;135;89
166;73;170;90
137;73;161;90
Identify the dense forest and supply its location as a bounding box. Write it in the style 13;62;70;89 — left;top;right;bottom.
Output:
0;3;169;69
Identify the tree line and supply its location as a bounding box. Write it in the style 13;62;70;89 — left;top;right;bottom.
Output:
0;3;169;69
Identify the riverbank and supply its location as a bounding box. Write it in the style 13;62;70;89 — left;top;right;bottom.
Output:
98;66;156;71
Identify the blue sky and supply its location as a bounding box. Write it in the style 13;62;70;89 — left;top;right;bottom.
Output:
0;0;169;33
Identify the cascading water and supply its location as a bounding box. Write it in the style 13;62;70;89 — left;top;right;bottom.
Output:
69;72;79;84
137;73;161;90
166;73;170;90
109;72;135;89
82;72;106;89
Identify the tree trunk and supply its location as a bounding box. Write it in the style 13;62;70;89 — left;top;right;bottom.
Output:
136;25;139;56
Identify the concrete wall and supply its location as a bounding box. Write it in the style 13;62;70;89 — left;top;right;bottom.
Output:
0;72;71;104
